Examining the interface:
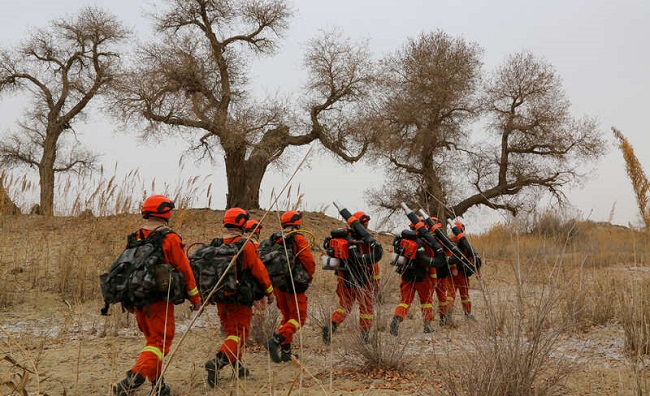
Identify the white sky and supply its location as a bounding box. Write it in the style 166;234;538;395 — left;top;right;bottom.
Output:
1;0;648;232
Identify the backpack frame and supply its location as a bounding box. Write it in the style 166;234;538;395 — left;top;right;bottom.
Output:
190;237;264;305
99;228;186;315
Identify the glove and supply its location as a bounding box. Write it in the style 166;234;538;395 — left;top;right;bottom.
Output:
190;302;202;312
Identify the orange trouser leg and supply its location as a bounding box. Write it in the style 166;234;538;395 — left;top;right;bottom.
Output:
131;301;175;381
331;279;355;325
436;277;453;317
216;303;252;363
276;290;308;345
452;273;472;314
394;280;417;320
357;284;374;330
415;279;435;322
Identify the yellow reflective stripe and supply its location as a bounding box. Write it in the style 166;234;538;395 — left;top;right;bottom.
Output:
187;287;199;296
398;303;409;309
421;304;433;309
265;286;274;294
373;275;381;280
430;273;437;279
254;310;265;315
461;299;471;303
142;346;163;361
336;308;346;314
439;301;448;307
288;319;301;330
359;314;374;319
446;297;454;302
226;335;241;344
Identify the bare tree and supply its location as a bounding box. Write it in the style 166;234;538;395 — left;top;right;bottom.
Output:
367;41;605;223
455;52;605;217
0;7;129;216
113;0;375;209
367;31;483;220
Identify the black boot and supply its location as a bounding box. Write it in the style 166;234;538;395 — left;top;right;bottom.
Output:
440;312;452;326
232;363;250;380
322;322;338;346
389;316;401;336
205;352;229;388
112;371;145;396
264;333;286;363
280;344;299;362
150;377;171;396
423;320;434;333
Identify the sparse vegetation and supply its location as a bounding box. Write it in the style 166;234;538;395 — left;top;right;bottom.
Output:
2;203;650;394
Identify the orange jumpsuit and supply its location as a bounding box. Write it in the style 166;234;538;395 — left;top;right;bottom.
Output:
216;234;273;364
130;228;201;382
449;231;476;315
434;248;457;319
393;241;435;323
275;233;316;345
330;243;381;331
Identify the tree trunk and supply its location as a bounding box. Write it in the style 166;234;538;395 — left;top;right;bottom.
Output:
39;132;57;216
224;146;267;210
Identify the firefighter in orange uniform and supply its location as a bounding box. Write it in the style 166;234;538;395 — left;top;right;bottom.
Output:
112;195;201;396
425;217;460;326
204;208;274;388
264;211;316;363
449;221;481;320
389;225;446;335
322;211;382;344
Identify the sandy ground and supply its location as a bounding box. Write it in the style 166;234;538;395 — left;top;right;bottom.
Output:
0;277;641;396
0;211;647;395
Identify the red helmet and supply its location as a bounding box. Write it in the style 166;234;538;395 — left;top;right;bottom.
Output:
281;210;302;227
244;219;262;234
223;207;250;228
353;211;370;226
454;221;466;232
141;195;175;220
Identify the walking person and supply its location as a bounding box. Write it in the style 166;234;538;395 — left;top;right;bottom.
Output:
112;195;201;396
204;208;274;388
322;211;382;344
264;211;316;362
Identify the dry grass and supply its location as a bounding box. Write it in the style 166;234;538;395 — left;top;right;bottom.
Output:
2;181;650;394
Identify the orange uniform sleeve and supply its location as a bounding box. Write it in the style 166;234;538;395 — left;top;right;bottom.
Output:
293;233;316;280
161;232;201;306
242;240;274;295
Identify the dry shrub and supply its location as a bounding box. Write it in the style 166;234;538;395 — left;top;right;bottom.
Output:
339;324;414;371
620;277;650;355
619;276;650;395
475;218;650;270
338;286;414;371
439;263;575;396
561;268;622;331
248;302;281;345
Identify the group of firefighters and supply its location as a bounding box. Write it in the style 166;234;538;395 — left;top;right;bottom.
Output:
111;194;480;396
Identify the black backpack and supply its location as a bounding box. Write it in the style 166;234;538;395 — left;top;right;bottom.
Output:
99;229;186;315
392;230;428;282
259;232;311;293
190;238;264;305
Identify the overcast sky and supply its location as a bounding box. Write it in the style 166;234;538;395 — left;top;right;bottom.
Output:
1;0;648;232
